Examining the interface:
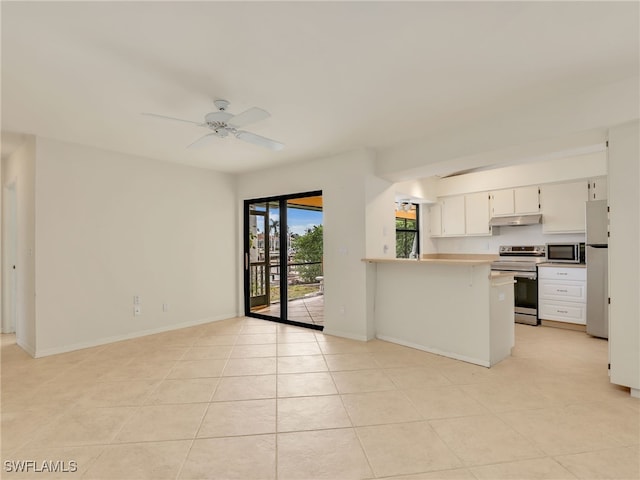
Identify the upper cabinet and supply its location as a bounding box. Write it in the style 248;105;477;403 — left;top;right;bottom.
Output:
588;176;608;201
465;192;491;235
428;193;491;237
490;189;514;216
540;181;589;233
428;203;442;237
441;195;466;236
490;186;539;216
427;178;603;238
514;186;541;213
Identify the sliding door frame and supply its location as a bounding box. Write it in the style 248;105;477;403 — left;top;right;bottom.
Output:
243;190;323;330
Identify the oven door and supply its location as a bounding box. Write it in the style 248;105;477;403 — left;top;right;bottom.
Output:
513;272;539;325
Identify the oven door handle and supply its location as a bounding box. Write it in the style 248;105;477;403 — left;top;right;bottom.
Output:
514;273;537;280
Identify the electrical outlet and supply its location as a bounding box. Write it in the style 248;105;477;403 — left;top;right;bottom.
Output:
133;296;140;305
162;303;169;312
134;306;142;316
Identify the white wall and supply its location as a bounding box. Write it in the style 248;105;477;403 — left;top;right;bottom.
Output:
236;149;379;340
33;138;237;356
1;136;37;353
433;151;607;197
607;120;640;396
365;173;396;260
376;76;638;181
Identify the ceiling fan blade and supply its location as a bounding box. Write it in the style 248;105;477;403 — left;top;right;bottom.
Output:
187;133;218;149
227;107;270;128
142;112;201;125
236;131;284;151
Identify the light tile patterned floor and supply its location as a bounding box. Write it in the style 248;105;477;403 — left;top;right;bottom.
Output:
1;319;638;479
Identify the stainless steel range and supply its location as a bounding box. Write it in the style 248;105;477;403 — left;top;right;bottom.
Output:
491;245;546;325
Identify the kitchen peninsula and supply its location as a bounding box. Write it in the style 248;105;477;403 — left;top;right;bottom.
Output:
364;254;515;367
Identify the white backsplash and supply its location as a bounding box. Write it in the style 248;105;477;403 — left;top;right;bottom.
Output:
424;224;585;255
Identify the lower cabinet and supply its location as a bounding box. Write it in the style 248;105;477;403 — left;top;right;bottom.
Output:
538;266;587;324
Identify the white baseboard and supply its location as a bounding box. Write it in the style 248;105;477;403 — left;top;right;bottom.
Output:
33;312;239;358
16;338;36;357
375;334;490;368
321;328;370;342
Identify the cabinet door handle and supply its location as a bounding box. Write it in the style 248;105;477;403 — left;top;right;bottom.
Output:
557;289;568;293
557;310;569;314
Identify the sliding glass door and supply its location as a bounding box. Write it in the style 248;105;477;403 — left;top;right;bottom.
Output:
244;191;323;329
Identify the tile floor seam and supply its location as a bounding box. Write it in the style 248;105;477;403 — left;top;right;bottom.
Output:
431;417;481;471
174;327;237;480
494;409;627;457
102;352;189;448
321;346;379;479
173;437;196;480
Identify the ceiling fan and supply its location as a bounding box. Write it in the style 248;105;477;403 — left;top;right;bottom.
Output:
143;100;284;151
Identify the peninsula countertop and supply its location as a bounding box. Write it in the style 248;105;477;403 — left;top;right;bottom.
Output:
362;253;499;266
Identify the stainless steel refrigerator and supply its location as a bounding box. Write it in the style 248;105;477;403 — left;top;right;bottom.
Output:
586;199;608;339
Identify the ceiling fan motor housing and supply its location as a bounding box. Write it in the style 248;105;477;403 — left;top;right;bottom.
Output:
214;99;230;111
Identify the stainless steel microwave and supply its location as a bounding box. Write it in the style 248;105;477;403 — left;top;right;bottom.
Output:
546;243;585;263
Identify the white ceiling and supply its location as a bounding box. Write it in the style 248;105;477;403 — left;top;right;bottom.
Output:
2;2;638;173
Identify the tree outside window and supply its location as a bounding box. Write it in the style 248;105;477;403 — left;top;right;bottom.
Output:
396;203;419;259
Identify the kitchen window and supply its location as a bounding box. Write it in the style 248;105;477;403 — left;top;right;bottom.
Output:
396;203;419;259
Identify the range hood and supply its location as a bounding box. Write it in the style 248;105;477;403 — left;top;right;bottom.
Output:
489;214;542;227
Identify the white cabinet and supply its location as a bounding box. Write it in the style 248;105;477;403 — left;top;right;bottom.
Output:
465;192;491;235
428;203;442;237
538;266;587;325
514;186;540;214
433;193;492;237
588;176;608;201
540;181;589;233
491;189;515;216
490;186;539;216
441;196;465;236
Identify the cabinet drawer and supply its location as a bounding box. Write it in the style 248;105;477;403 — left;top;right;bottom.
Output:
539;281;586;302
538;267;586;281
539;301;586;324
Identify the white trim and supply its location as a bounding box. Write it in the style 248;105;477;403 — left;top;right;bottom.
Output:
32;312;238;358
375;334;491;368
16;338;35;357
631;388;640;399
321;328;370;342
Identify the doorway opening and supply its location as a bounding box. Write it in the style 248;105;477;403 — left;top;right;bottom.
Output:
244;191;323;330
2;182;18;335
